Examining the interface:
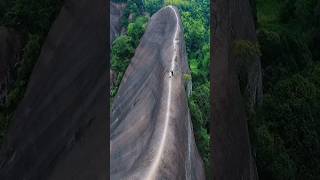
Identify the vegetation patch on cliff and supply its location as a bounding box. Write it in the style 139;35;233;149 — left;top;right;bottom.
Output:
0;0;63;145
110;0;149;100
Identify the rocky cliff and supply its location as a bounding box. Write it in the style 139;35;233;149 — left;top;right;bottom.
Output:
211;0;260;179
110;2;126;92
110;6;205;180
110;2;126;47
0;0;107;179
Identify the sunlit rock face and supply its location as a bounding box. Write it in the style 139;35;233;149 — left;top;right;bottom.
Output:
0;0;107;179
110;6;205;180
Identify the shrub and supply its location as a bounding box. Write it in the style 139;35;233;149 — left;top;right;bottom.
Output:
181;11;207;54
188;81;210;173
252;68;320;179
145;0;164;15
165;0;190;8
111;36;134;73
233;39;261;58
1;0;63;35
127;16;149;46
183;73;191;81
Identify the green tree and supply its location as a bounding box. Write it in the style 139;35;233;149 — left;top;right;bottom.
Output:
251;67;320;179
145;0;164;15
181;11;207;54
188;81;210;172
111;35;134;72
127;16;149;46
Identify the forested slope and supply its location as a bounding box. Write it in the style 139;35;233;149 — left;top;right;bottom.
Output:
250;0;320;179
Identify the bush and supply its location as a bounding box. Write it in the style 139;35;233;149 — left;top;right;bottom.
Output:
257;29;313;91
233;40;261;58
1;0;63;35
165;0;190;8
252;67;320;179
111;15;149;98
188;81;210;172
127;16;149;46
181;11;207;54
183;73;191;81
121;0;144;28
111;35;134;72
145;0;164;15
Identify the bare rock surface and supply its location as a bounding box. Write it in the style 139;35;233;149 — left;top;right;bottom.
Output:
110;2;126;46
211;0;260;179
0;0;107;179
110;6;205;180
110;2;126;90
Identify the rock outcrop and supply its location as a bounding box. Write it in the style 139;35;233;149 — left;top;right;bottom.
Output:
0;27;22;106
110;2;126;91
110;6;205;180
211;0;260;179
110;2;126;47
0;0;107;179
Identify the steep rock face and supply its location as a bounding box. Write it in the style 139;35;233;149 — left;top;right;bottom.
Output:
110;2;125;91
211;0;260;179
110;6;205;180
110;2;126;47
0;0;107;179
0;27;22;106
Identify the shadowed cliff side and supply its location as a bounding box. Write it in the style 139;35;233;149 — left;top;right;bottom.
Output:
110;6;205;180
0;0;107;179
211;0;260;179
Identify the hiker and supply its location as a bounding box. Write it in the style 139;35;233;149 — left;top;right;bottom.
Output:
169;70;174;78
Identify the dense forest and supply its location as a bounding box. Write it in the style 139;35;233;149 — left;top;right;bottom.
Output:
250;0;320;179
110;0;211;176
0;0;63;144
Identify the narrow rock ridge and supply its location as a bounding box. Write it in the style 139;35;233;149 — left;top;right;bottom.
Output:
110;6;205;180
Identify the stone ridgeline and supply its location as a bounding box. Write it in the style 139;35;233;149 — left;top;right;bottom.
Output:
110;6;205;180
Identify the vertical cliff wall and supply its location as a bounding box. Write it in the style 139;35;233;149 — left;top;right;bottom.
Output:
211;0;260;179
110;2;126;46
110;6;205;180
0;0;107;179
